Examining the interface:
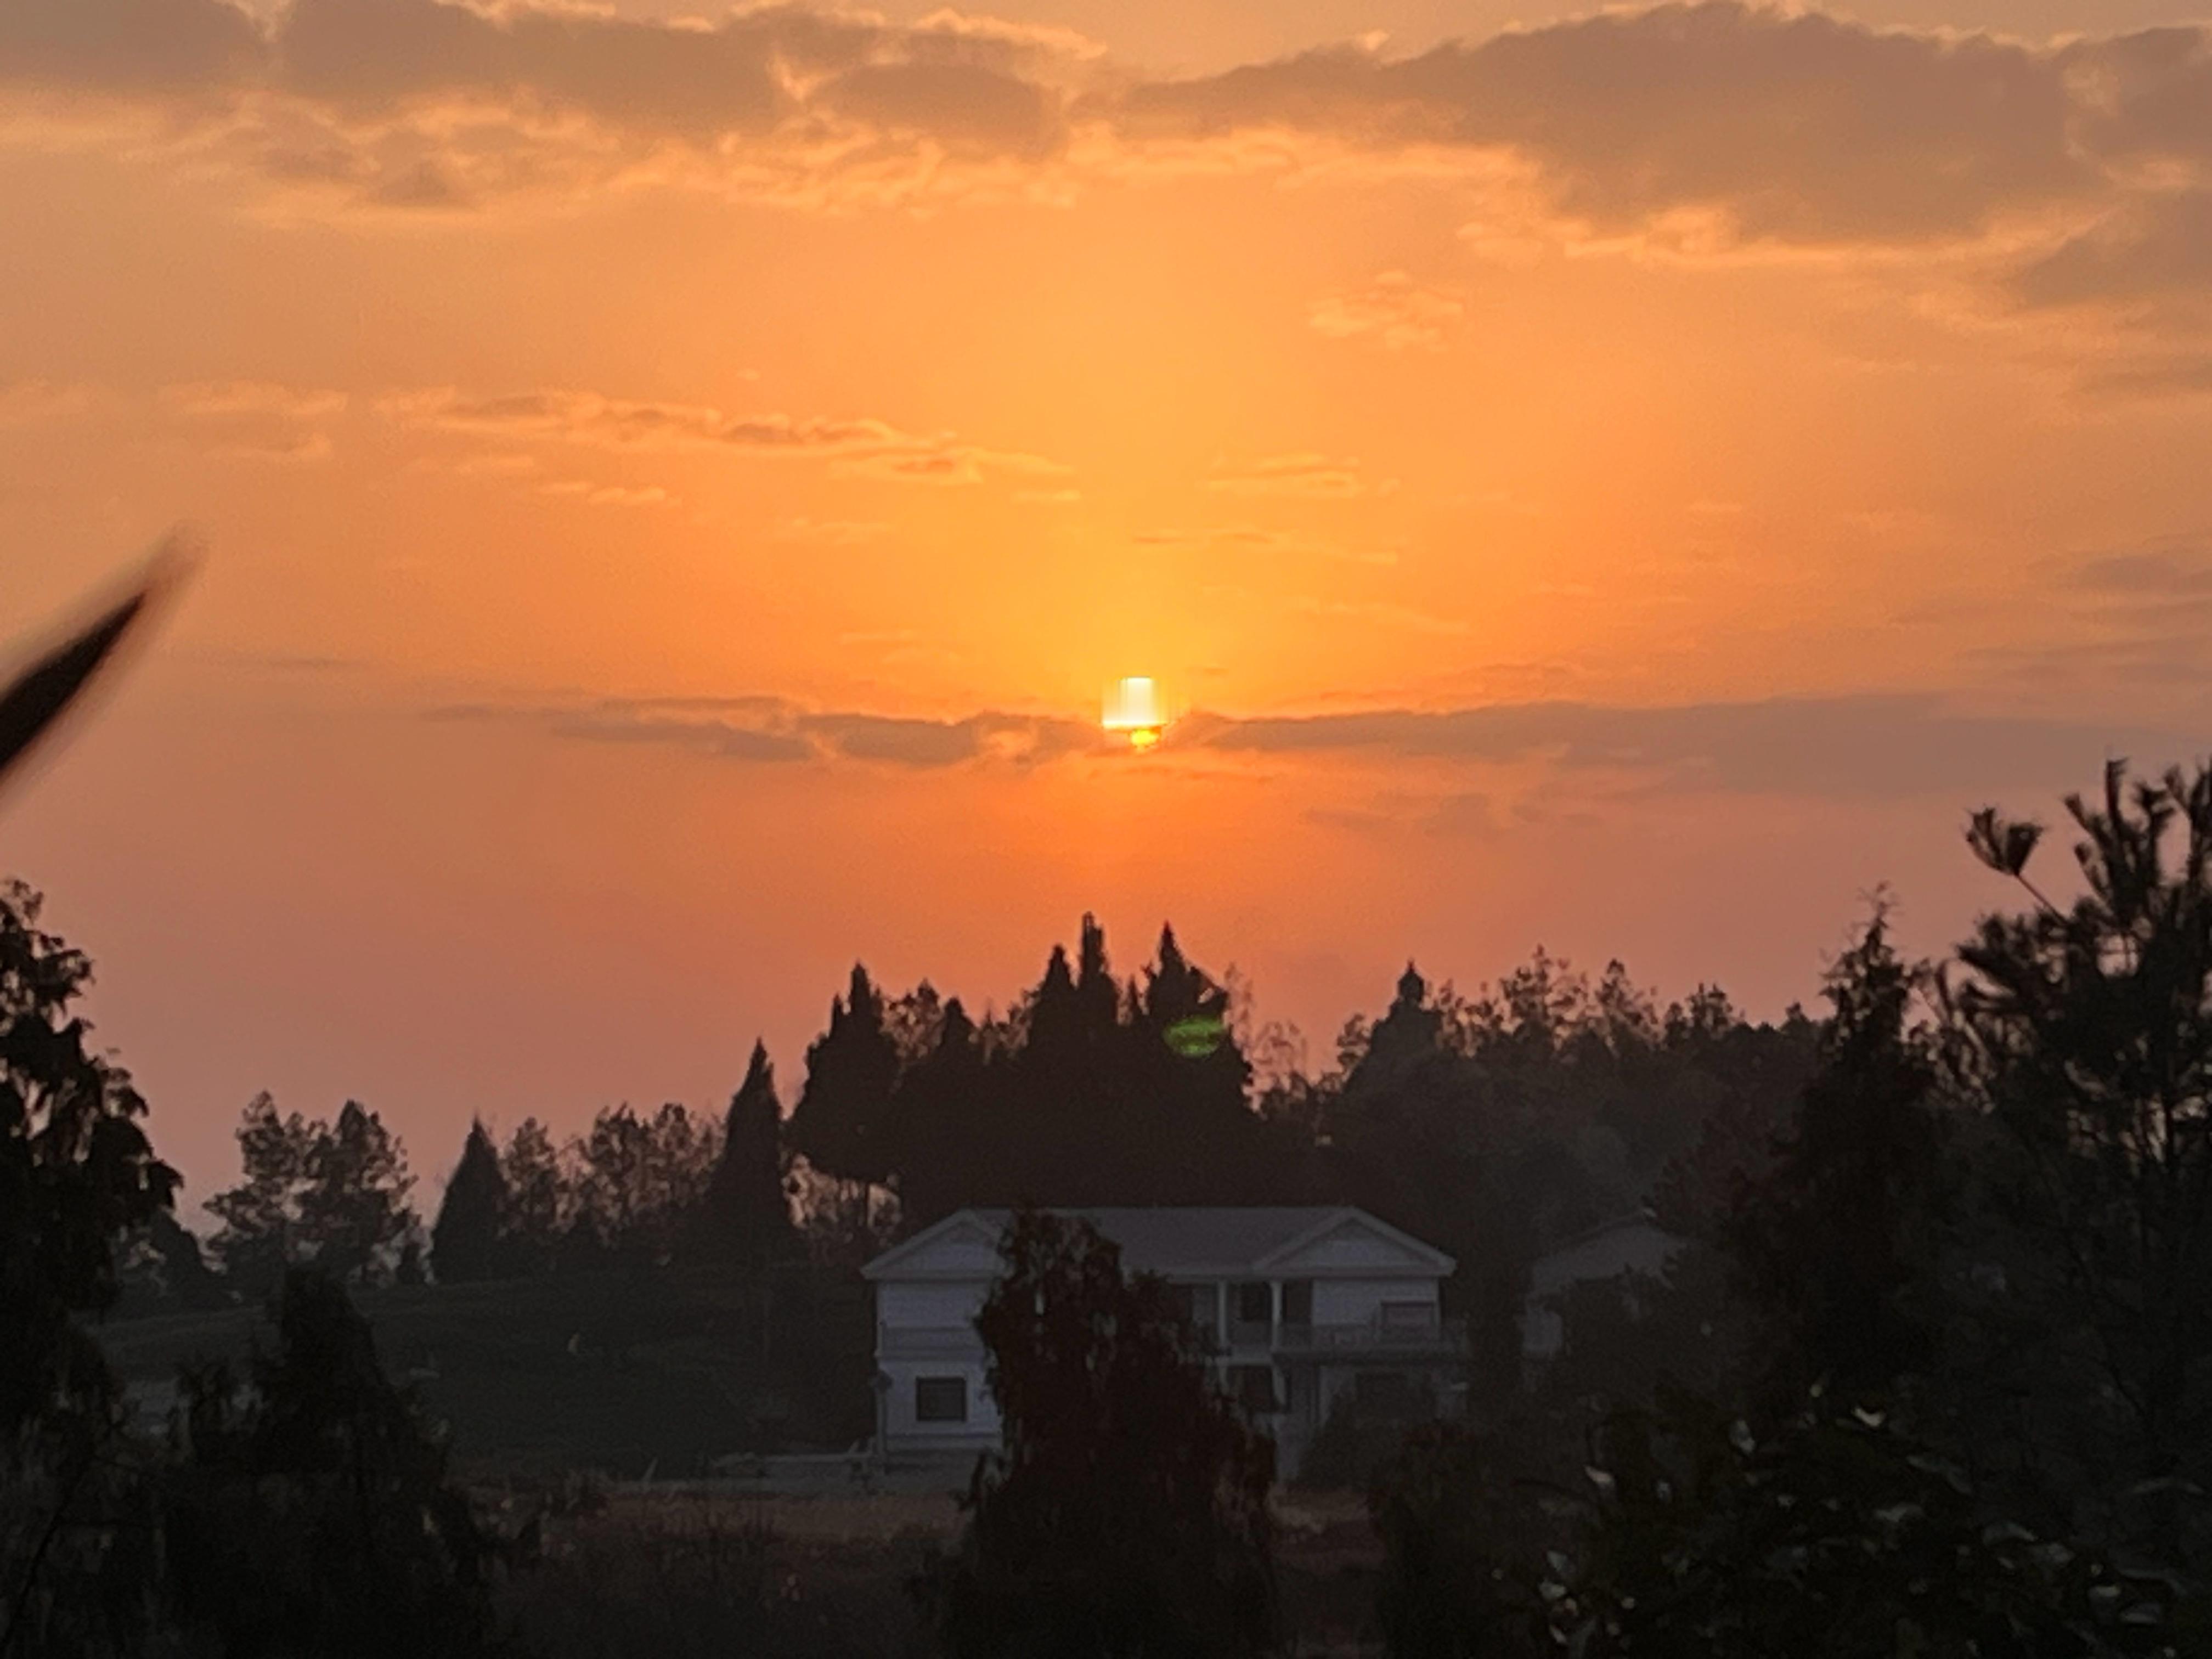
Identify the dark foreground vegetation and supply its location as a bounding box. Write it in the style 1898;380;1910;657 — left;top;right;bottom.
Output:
8;757;2212;1655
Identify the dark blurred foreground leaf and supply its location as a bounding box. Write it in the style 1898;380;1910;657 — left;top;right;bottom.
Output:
0;540;189;787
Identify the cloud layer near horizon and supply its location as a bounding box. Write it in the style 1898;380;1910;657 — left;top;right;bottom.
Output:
431;687;2207;805
4;0;2212;295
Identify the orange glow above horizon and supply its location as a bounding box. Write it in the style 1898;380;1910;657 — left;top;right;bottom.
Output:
4;0;2212;1199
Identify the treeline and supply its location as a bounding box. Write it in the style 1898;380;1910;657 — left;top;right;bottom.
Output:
140;912;1815;1356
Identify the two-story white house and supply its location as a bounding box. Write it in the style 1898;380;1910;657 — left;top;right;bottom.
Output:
860;1206;1463;1478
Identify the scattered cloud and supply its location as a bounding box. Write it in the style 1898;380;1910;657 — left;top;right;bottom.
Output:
379;386;1067;487
1206;453;1374;499
777;517;891;545
160;377;347;462
537;479;677;509
1306;271;1463;351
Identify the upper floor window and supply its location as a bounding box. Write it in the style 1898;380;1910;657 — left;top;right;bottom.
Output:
1280;1279;1313;1325
915;1375;968;1423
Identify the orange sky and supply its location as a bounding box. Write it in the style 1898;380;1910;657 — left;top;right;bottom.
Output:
7;0;2212;1206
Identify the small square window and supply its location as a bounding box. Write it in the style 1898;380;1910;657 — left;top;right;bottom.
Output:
1235;1282;1272;1324
915;1376;967;1423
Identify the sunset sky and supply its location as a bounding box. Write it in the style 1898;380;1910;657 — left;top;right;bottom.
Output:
7;0;2212;1206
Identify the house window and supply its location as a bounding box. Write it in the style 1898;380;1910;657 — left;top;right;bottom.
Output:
915;1376;968;1423
1229;1364;1283;1415
1234;1282;1272;1324
1280;1280;1313;1325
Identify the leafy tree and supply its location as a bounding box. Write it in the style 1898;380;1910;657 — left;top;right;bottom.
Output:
569;1102;719;1262
1549;1385;2198;1658
0;880;177;1655
498;1117;565;1275
298;1099;416;1285
1731;910;1948;1414
1369;1423;1551;1659
923;1209;1278;1659
206;1092;319;1298
431;1119;509;1285
161;1269;502;1657
696;1041;793;1269
1950;761;2212;1545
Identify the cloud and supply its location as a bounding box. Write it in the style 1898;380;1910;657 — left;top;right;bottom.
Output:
160;377;347;462
434;693;1111;770
380;386;1066;486
12;0;2212;321
1307;271;1463;351
0;0;1094;210
537;479;676;508
1206;453;1373;499
1172;693;2205;800
2011;190;2212;310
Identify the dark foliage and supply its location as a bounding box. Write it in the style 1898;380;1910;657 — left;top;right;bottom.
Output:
922;1209;1279;1659
433;1119;511;1285
161;1269;505;1658
696;1041;795;1270
1730;910;1949;1414
0;879;177;1436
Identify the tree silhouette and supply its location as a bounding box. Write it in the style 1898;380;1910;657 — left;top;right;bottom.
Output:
497;1118;564;1276
697;1041;792;1269
1731;909;1946;1414
162;1270;500;1657
0;879;178;1436
790;965;900;1192
430;1120;509;1285
207;1093;318;1299
1949;759;2212;1543
924;1210;1278;1659
298;1101;416;1285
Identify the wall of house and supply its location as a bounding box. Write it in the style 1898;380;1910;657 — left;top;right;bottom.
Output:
878;1279;989;1328
878;1353;1000;1452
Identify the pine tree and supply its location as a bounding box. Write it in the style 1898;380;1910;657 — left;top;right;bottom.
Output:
430;1120;508;1285
498;1118;564;1275
698;1041;791;1269
207;1093;319;1299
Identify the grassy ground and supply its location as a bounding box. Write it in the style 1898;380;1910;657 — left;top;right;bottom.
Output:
496;1489;1386;1658
93;1266;877;1480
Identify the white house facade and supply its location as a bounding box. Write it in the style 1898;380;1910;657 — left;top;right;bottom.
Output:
860;1206;1464;1477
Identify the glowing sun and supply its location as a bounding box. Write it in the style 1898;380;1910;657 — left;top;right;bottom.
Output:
1102;676;1167;750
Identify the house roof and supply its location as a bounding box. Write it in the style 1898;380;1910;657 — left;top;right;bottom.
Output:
860;1205;1455;1280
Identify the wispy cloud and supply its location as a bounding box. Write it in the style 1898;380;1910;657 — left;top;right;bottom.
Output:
1206;453;1377;499
380;386;1067;488
1307;272;1464;351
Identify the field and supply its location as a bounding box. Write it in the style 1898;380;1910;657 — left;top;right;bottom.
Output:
498;1489;1386;1659
94;1266;877;1479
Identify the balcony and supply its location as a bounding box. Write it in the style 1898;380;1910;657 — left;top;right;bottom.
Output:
1274;1316;1467;1357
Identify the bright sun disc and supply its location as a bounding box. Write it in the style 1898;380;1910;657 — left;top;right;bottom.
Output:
1103;676;1167;748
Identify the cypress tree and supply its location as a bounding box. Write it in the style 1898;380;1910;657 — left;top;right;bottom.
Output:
700;1041;792;1268
430;1119;508;1285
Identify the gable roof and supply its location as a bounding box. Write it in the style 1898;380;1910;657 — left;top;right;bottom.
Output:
862;1205;1454;1280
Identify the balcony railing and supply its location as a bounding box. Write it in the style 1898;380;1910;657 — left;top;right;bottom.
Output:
880;1313;1468;1360
1274;1317;1467;1355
